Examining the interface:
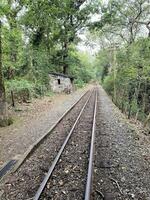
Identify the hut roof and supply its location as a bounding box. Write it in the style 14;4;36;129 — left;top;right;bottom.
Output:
49;72;74;80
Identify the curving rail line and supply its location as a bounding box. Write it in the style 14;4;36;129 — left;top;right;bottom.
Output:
33;88;97;200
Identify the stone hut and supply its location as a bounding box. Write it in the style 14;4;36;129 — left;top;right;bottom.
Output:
49;72;74;93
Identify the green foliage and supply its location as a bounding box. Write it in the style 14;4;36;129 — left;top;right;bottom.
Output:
74;79;85;88
91;0;150;44
68;48;96;86
6;79;34;102
0;117;13;127
6;79;34;94
0;0;95;105
5;78;49;101
103;75;114;95
95;50;111;82
0;0;149;128
98;37;150;121
34;82;47;97
45;90;54;97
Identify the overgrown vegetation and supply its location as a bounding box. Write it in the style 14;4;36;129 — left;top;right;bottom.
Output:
0;0;97;126
92;0;150;124
0;0;149;127
100;38;150;122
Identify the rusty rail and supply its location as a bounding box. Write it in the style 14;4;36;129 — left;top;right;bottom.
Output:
33;90;94;200
84;89;97;200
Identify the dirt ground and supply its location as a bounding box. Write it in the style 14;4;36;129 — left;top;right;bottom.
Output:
0;86;91;167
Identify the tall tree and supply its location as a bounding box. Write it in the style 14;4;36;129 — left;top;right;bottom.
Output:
92;0;150;45
4;0;24;79
22;0;92;74
0;20;9;126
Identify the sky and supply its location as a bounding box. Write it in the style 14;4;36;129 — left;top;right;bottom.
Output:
77;13;101;55
77;33;101;55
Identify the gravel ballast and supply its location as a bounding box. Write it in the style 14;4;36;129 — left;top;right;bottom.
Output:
41;91;95;200
93;87;150;200
0;91;91;200
0;86;149;200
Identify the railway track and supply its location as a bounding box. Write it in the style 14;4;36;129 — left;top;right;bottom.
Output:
33;89;97;200
0;88;98;200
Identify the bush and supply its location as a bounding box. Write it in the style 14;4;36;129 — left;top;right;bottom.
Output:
34;82;47;97
103;75;114;96
0;117;13;127
6;79;34;103
74;79;85;88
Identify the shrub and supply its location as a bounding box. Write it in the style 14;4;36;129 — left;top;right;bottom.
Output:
6;79;34;103
103;75;114;96
74;79;85;88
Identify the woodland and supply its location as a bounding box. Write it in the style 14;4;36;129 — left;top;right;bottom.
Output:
0;0;150;127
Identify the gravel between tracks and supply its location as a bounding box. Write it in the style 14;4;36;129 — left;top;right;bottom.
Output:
93;86;150;200
0;91;91;200
41;91;95;200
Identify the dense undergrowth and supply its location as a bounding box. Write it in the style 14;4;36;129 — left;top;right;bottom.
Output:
97;38;150;123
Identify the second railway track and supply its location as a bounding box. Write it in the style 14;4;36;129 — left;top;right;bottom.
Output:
0;88;98;200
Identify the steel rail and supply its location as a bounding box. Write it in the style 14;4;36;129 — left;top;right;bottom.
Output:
33;90;94;200
84;89;97;200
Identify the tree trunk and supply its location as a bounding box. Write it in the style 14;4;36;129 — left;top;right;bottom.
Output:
144;113;150;128
62;42;68;74
142;78;147;113
128;103;132;119
113;45;117;103
11;90;15;107
0;21;9;126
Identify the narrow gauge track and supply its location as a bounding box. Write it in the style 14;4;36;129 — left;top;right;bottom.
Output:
0;89;97;200
33;89;97;200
